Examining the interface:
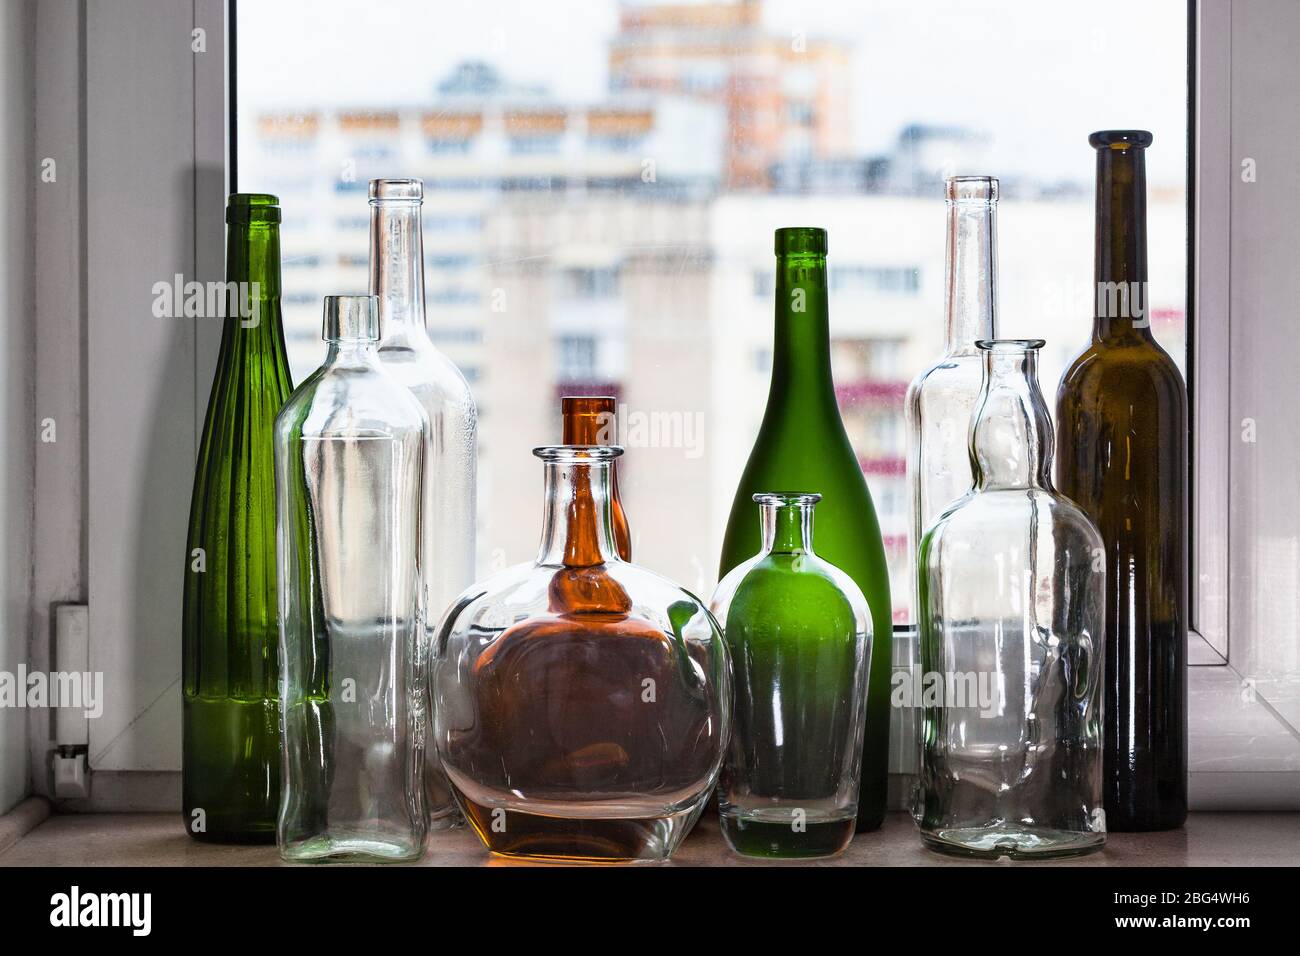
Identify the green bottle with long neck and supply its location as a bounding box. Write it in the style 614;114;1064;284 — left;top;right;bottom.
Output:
182;193;294;843
1055;131;1188;831
719;227;893;832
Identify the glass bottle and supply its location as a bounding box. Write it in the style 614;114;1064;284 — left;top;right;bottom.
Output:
918;339;1105;860
719;226;893;832
906;177;999;610
561;395;630;559
369;178;477;831
182;193;293;844
274;295;428;862
1055;131;1188;831
433;444;730;863
710;493;871;859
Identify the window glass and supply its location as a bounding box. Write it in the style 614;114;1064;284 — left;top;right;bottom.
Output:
237;0;1188;622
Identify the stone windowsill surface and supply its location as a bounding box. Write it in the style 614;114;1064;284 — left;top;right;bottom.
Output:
1;810;1297;867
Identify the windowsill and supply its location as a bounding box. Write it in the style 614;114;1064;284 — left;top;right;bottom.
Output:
2;811;1297;867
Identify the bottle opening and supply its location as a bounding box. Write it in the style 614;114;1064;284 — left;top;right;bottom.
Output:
775;227;827;257
752;492;822;507
369;178;424;202
946;176;999;203
534;444;624;464
976;338;1045;353
323;294;379;343
1089;130;1153;150
562;396;618;445
226;192;281;224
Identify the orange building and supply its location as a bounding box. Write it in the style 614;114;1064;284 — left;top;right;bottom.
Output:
609;0;852;189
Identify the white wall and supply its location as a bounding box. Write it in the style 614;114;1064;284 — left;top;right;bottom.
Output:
0;0;35;814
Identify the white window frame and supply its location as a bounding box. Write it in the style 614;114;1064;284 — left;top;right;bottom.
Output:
22;0;1299;811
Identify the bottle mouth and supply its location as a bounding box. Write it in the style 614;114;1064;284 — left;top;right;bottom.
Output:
226;192;280;224
946;176;998;203
775;227;827;257
976;338;1045;353
752;492;822;507
369;178;423;203
1089;130;1153;150
534;445;624;463
323;294;379;343
561;395;617;413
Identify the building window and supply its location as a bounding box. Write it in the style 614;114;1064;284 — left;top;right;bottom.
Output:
556;335;598;380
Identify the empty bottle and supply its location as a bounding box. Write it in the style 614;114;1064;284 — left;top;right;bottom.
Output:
183;193;292;844
370;178;477;831
274;295;428;862
918;339;1106;860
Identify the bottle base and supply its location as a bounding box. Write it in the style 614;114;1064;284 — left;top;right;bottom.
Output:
1104;806;1187;832
184;821;277;846
279;833;425;864
920;824;1106;861
721;811;855;859
459;798;701;863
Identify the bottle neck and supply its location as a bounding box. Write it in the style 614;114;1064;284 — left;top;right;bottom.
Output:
760;501;815;555
971;347;1054;491
562;398;617;445
537;459;622;567
322;339;378;371
771;253;835;398
225;220;284;343
944;199;997;354
370;199;427;338
1093;144;1151;341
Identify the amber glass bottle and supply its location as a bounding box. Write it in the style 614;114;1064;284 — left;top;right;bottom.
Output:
432;446;729;862
1055;130;1187;831
561;396;631;559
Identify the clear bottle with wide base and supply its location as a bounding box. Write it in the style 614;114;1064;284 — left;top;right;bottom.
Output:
917;339;1106;861
432;445;730;863
710;493;871;860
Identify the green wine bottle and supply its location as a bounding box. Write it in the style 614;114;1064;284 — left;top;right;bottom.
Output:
719;226;894;832
1056;131;1188;831
182;193;294;843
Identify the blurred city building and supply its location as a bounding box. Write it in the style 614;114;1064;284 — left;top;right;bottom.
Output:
241;0;1186;621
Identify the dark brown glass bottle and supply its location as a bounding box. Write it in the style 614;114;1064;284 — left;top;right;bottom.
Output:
562;396;631;559
1055;130;1187;831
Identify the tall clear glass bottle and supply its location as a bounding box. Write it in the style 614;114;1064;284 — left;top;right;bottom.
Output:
274;295;428;862
183;193;293;844
918;339;1106;860
719;227;893;832
433;444;730;863
710;493;871;859
369;178;477;830
906;176;999;610
1056;131;1188;831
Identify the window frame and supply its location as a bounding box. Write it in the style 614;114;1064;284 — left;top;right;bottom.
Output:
23;0;1290;811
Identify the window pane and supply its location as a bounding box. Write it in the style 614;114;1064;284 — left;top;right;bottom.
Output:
236;0;1188;624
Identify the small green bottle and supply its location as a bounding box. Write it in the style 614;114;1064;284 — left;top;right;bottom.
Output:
182;193;293;843
719;227;894;832
711;493;871;858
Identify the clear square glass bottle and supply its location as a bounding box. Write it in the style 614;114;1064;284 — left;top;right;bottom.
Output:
274;295;428;863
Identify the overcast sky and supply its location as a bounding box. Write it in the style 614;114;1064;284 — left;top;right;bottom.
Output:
238;0;1188;186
